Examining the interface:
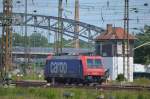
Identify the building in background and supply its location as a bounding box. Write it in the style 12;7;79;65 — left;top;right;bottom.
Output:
95;24;136;81
133;64;146;72
146;65;150;73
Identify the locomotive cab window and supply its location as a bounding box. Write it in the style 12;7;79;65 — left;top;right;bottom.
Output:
87;59;102;68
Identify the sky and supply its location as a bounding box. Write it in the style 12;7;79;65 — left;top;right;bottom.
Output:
0;0;150;42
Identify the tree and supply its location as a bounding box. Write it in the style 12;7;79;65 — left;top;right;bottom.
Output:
11;32;89;48
134;25;150;65
29;33;48;47
116;74;126;82
12;33;24;46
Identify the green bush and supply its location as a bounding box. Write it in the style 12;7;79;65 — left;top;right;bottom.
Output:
137;94;144;99
116;74;126;82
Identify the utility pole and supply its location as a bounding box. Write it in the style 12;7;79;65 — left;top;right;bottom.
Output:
1;0;13;79
24;0;31;66
25;0;28;63
123;0;130;81
74;0;79;48
55;0;63;55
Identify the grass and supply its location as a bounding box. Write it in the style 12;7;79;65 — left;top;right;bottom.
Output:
0;87;150;99
105;78;150;86
132;78;150;85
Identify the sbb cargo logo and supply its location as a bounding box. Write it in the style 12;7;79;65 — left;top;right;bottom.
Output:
50;62;67;74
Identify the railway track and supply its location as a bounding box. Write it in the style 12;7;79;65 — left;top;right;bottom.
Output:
12;80;150;91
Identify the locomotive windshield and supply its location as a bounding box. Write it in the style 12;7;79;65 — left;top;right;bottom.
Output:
87;59;102;68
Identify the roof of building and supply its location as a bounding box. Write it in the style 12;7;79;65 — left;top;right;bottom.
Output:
95;26;136;41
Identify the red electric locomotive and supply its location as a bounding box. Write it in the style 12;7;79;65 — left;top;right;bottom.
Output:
44;55;108;84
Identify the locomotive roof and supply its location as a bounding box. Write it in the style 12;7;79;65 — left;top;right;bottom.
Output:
47;55;102;60
51;55;80;60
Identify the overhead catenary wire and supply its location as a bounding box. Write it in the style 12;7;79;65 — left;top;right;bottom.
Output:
1;0;149;38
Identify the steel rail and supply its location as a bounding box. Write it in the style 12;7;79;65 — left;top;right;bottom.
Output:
12;80;150;91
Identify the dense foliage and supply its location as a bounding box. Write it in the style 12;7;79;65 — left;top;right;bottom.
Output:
134;25;150;65
12;33;49;47
11;33;88;48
